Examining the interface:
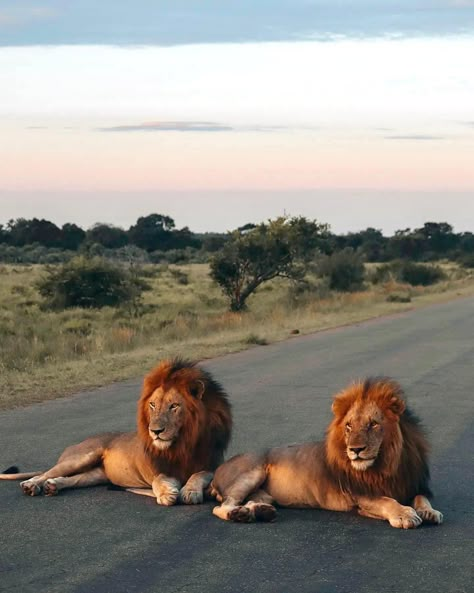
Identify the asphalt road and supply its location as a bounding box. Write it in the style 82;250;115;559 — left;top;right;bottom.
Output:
1;297;473;593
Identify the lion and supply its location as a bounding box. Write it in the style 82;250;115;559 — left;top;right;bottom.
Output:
211;377;443;528
0;359;232;506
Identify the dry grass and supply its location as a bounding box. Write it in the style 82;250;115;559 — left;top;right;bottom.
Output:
1;261;473;410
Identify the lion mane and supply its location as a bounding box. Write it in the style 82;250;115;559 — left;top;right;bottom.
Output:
325;377;432;504
137;358;233;482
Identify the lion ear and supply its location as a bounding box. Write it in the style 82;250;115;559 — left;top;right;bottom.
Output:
331;395;351;418
388;396;405;417
189;380;205;400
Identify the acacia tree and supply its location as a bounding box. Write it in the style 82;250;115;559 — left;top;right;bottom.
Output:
210;216;329;311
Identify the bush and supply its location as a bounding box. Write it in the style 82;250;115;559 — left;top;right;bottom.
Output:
398;262;445;286
244;333;268;345
369;263;395;284
37;257;150;309
317;248;365;292
386;293;412;303
370;261;445;286
459;254;474;269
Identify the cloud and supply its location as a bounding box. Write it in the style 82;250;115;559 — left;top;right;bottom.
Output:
384;134;447;140
95;121;308;134
97;121;234;133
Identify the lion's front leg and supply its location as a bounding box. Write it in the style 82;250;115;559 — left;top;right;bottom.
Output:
152;474;181;506
356;496;422;529
179;471;214;505
413;495;443;525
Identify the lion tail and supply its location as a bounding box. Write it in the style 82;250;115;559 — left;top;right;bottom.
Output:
0;466;42;480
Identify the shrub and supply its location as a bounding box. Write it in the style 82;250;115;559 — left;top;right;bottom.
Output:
317;248;365;292
459;254;474;269
369;263;395;285
398;261;445;286
169;268;189;285
370;261;445;286
386;293;412;303
37;257;150;309
244;333;268;345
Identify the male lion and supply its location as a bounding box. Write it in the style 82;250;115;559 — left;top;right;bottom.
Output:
1;359;232;506
211;377;443;528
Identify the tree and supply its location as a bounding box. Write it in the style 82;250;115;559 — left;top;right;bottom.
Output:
86;223;128;249
387;228;424;260
61;223;86;250
7;218;62;247
342;228;388;262
0;224;8;244
210;216;329;311
128;214;176;251
416;222;457;255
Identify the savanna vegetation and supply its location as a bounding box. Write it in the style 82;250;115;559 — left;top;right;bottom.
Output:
1;213;474;409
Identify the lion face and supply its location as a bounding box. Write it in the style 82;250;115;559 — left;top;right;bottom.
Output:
146;386;190;450
330;378;406;473
342;401;386;470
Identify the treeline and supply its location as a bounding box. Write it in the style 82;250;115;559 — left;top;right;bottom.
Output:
1;214;474;265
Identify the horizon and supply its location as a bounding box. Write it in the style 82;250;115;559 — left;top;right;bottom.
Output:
1;190;473;236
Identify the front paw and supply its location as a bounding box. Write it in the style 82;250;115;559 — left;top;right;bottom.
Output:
389;506;422;529
21;479;42;496
179;486;203;505
417;508;443;525
155;482;180;506
43;478;59;496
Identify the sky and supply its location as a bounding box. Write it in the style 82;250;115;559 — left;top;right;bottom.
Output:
0;1;473;234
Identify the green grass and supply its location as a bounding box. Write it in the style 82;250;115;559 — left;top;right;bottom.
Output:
1;261;474;409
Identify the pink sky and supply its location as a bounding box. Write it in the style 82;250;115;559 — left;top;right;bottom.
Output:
0;39;473;230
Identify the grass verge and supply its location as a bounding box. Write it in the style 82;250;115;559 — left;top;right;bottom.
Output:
1;262;473;410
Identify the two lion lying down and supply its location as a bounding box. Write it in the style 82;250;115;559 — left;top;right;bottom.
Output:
0;359;443;529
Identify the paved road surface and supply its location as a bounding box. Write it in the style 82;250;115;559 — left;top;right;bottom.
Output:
1;297;473;593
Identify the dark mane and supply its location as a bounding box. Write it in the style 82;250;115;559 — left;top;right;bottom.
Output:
136;358;232;482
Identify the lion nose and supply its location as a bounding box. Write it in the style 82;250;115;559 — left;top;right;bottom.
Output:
151;427;165;436
349;446;366;455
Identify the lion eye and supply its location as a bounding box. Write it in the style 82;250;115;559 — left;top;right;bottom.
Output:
369;420;379;428
169;403;179;411
149;401;156;410
345;423;352;431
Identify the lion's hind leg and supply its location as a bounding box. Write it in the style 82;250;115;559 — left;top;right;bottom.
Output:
21;448;104;497
212;453;269;522
413;495;443;525
231;489;277;523
43;467;108;496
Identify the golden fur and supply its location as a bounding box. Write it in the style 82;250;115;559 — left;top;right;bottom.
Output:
0;359;232;506
211;377;443;528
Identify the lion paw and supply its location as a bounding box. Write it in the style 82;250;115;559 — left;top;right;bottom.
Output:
389;506;422;529
252;503;277;522
155;483;180;506
229;505;254;523
179;487;204;505
21;479;42;496
43;479;59;496
417;508;443;525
